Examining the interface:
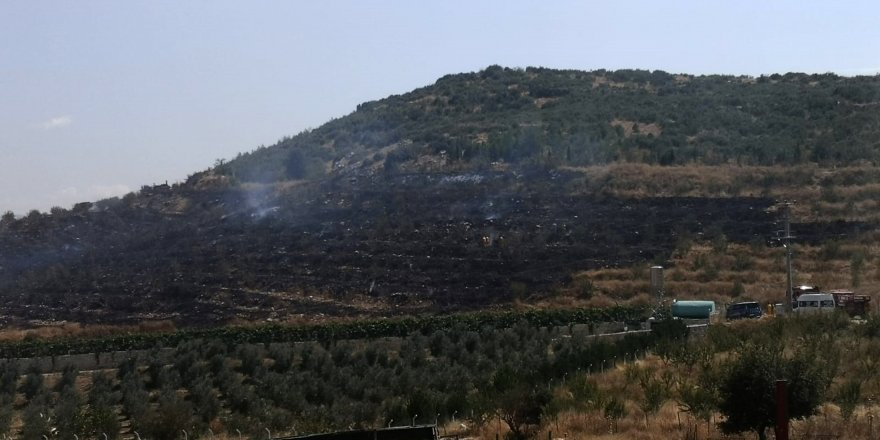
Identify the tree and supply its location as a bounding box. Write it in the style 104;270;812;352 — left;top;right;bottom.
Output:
834;379;861;421
26;209;42;221
0;361;20;395
717;344;832;440
485;366;551;440
0;394;13;437
567;374;605;412
142;387;193;440
285;149;307;179
190;376;221;423
21;396;50;440
639;375;670;425
851;251;866;287
55;365;79;392
120;373;150;429
602;396;627;434
677;379;718;437
86;400;120;439
55;388;87;440
19;366;44;400
87;372;120;439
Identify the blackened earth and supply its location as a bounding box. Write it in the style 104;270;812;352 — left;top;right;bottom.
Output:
0;170;868;326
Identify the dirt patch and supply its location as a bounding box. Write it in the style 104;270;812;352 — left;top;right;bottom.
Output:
534;97;559;108
611;119;663;137
592;75;621;89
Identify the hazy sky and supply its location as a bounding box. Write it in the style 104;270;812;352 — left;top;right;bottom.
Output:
2;1;879;213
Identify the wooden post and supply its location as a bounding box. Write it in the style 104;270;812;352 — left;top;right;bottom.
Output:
775;379;789;440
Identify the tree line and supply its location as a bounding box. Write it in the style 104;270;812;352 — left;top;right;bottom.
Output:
0;319;663;440
0;306;647;359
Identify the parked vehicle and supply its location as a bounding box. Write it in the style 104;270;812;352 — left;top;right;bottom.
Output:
671;300;716;319
791;285;871;317
794;293;836;314
826;289;871;317
726;301;763;320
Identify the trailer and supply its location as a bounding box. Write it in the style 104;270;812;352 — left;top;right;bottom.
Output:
827;289;871;318
671;300;716;319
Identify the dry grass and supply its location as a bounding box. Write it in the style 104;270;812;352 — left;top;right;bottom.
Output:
546;235;880;312
461;353;880;440
464;357;717;440
0;320;176;343
563;163;880;222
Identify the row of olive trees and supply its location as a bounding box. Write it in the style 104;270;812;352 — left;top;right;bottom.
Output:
7;315;857;440
0;320;658;440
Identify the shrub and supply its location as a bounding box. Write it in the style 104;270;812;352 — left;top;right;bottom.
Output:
834;379;861;421
141;388;193;440
718;343;833;440
19;366;44;400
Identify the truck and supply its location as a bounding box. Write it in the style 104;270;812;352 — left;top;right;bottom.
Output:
792;285;871;317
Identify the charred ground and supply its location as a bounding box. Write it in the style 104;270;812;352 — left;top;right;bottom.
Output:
0;168;866;327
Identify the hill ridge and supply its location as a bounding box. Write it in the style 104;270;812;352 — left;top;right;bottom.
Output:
1;66;878;328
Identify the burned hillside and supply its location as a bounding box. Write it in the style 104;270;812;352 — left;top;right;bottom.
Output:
0;168;867;327
4;64;880;328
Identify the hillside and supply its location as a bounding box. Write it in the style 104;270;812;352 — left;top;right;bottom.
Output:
221;66;880;183
1;66;879;329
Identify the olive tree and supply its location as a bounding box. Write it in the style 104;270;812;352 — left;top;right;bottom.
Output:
484;366;550;440
717;344;832;440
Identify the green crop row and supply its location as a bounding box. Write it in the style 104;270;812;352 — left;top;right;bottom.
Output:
0;305;648;359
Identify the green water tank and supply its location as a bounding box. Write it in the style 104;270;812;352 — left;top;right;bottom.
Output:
671;300;716;319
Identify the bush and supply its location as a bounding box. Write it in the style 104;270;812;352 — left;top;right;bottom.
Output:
141;388;193;440
835;379;861;421
19;367;43;400
651;317;689;341
718;343;833;440
190;377;221;423
20;399;50;440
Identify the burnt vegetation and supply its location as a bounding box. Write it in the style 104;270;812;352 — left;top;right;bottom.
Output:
0;171;792;325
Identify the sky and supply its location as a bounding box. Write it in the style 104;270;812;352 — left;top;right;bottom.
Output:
1;1;879;214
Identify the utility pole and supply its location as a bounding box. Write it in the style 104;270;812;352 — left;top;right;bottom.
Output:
782;202;795;313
